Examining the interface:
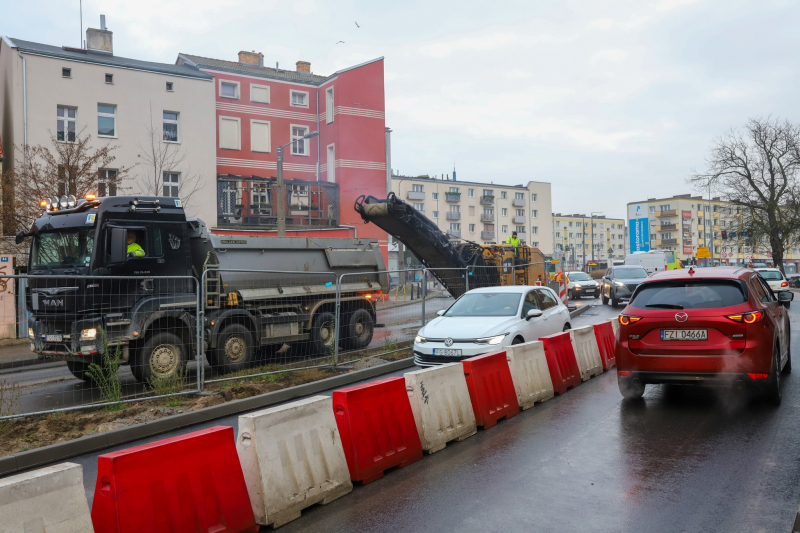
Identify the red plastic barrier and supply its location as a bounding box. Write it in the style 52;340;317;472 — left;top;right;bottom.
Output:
461;351;520;429
333;376;423;484
91;426;257;533
541;332;582;395
593;321;617;370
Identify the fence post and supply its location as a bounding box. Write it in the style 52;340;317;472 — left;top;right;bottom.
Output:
333;274;342;368
197;273;205;392
421;270;427;327
465;266;470;292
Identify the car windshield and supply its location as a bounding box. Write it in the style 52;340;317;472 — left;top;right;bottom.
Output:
568;272;592;281
758;271;783;280
31;229;95;268
629;280;747;309
445;292;521;317
614;267;648;279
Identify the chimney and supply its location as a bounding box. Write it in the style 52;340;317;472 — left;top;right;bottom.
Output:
296;61;311;74
86;15;113;54
238;51;263;67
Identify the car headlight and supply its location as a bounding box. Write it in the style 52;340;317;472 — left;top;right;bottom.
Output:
475;333;508;345
595;282;600;288
574;285;582;290
28;327;34;339
415;335;427;344
614;281;626;288
80;328;97;341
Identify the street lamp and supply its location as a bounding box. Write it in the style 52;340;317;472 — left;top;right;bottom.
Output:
276;130;319;237
591;211;603;262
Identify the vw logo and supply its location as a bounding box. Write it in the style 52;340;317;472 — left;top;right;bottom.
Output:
444;338;454;347
675;312;688;323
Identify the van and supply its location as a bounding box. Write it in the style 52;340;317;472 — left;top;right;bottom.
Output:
625;251;681;275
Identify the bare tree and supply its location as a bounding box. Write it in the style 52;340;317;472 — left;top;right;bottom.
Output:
689;117;800;272
135;109;203;209
1;131;127;253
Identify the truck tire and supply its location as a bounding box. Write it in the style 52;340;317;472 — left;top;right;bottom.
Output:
210;323;255;374
341;308;374;351
66;360;97;384
310;311;337;357
131;331;187;383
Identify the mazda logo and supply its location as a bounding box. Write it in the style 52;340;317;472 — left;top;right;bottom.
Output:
444;338;454;347
675;312;688;322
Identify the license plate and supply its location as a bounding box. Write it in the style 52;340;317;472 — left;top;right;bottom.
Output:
45;334;63;342
661;329;708;341
433;348;462;357
585;289;595;293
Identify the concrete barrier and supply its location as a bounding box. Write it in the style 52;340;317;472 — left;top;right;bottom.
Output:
0;462;94;532
505;341;554;410
570;326;604;381
237;396;352;528
609;316;620;336
405;363;477;454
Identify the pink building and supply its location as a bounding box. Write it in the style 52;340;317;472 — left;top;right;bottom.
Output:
176;51;389;249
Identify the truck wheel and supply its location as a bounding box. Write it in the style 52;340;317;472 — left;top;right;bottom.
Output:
211;323;254;374
66;360;97;384
341;308;374;351
310;311;337;357
131;331;187;383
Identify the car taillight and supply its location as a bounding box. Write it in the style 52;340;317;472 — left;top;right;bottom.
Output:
781;281;789;287
726;311;763;324
618;371;631;377
618;315;642;326
747;373;769;380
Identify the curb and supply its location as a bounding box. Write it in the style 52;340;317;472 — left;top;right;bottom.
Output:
569;305;593;319
0;360;64;374
0;357;416;478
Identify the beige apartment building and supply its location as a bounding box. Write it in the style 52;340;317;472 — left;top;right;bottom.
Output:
552;214;626;270
391;174;553;254
627;193;800;269
0;20;216;225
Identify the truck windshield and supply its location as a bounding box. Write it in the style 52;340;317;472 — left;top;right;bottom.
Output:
31;229;95;268
445;292;521;317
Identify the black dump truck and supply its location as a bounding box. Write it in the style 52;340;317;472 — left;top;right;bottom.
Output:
17;195;387;383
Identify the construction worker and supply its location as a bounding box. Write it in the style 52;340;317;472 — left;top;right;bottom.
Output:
506;231;521;255
127;232;145;258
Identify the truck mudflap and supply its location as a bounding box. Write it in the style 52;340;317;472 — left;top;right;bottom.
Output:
355;193;500;297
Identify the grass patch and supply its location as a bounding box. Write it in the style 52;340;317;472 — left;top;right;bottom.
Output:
86;329;123;411
149;367;189;406
0;379;21;434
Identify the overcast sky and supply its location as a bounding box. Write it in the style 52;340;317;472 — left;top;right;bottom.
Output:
4;0;800;219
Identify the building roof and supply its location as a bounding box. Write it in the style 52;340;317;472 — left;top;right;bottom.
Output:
391;174;533;190
6;37;213;80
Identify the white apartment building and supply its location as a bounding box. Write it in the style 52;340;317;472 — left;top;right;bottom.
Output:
391;174;553;254
0;20;216;225
552;213;626;270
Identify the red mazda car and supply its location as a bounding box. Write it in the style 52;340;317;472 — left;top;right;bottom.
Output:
616;266;793;403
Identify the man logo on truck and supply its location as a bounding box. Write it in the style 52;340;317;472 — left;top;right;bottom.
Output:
169;234;181;250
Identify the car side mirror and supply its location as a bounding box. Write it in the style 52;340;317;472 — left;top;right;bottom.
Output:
437;309;446;316
109;227;128;264
526;309;543;320
15;231;26;245
778;291;793;306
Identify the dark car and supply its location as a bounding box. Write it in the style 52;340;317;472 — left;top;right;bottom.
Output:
615;266;793;403
601;265;649;307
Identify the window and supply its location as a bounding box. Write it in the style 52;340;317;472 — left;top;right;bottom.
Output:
450;205;460;212
649;206;656;213
569;232;573;238
163;111;179;142
531;210;538;218
449;187;460;193
555;221;560;227
501;191;507;199
220;80;239;99
432;211;439;218
413;203;424;212
568;221;573;227
483;189;494;196
515;192;524;200
450;223;461;231
516;209;524;216
163;172;180;197
556;232;561;238
468;189;475;197
660;204;671;211
57;106;77;142
166;81;174;91
250;120;271;152
326;87;334;123
291;125;309;155
631;280;748;309
484;208;494;215
97;104;116;137
469;224;475;232
327;144;335;182
432;193;439;200
501;208;508;217
531;227;538;234
250;84;270;104
502;225;508;233
105;73;113;84
531;241;539;248
62;67;71;78
531;193;537;201
219;116;241;150
516;225;525;233
98;169;117;197
291;90;309;107
537;289;559;310
412;184;423;192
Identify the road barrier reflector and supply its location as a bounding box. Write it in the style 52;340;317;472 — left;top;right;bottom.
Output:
570;326;604;381
505;340;555;410
461;351;520;429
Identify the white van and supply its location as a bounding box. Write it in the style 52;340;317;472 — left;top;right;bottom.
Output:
625;251;675;275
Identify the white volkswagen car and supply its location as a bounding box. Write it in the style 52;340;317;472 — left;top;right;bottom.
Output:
413;286;572;367
756;267;791;300
566;271;600;299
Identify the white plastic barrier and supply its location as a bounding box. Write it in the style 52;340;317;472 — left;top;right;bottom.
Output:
405;363;477;454
505;341;555;410
609;316;620;336
237;395;353;528
570;326;604;381
0;462;94;533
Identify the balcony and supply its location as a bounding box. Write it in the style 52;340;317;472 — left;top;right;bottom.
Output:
512;198;525;207
481;231;495;241
661;238;678;245
659;210;678;217
480;195;495;205
480;213;494;223
448;229;462;239
217;176;339;228
660;224;677;231
513;215;526;224
407;191;425;201
446;211;461;220
445;192;461;203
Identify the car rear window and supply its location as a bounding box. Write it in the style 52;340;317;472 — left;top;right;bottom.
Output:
758;271;783;280
629;280;748;310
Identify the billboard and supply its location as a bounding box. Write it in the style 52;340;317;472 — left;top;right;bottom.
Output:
628;203;650;252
